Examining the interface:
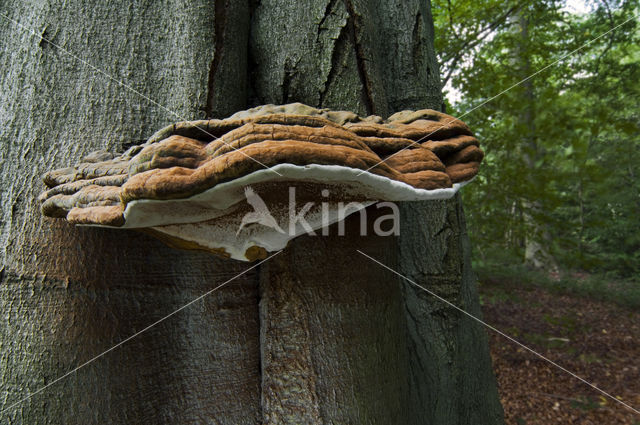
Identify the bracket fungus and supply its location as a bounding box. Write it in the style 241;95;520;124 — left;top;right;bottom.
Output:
39;103;483;261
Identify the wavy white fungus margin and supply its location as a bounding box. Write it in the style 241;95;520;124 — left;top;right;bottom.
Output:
84;164;471;261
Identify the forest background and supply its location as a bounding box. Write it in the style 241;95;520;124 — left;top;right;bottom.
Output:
432;3;639;422
432;0;639;304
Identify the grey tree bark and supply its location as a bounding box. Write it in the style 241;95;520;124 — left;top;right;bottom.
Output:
0;0;504;424
515;11;557;272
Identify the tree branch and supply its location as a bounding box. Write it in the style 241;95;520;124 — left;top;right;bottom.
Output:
440;0;530;86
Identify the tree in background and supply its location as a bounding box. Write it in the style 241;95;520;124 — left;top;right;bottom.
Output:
433;0;640;276
0;1;503;423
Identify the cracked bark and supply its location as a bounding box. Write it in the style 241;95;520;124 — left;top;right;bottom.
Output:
206;0;250;118
342;0;385;116
1;0;504;424
252;1;504;424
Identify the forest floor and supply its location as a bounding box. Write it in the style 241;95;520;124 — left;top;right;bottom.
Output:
479;274;640;425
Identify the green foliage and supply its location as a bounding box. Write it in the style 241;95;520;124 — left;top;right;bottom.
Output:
434;0;640;277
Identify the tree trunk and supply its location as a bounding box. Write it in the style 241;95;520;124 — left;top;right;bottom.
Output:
0;0;504;424
0;1;260;423
516;10;557;271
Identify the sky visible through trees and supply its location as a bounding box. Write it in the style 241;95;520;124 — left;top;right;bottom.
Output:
433;0;640;278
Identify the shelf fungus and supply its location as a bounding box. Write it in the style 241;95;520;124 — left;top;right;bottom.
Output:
39;103;483;261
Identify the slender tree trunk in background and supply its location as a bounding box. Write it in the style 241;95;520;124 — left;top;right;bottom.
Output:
0;1;504;424
516;10;557;271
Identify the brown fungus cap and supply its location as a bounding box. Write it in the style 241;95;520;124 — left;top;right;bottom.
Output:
39;103;483;261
